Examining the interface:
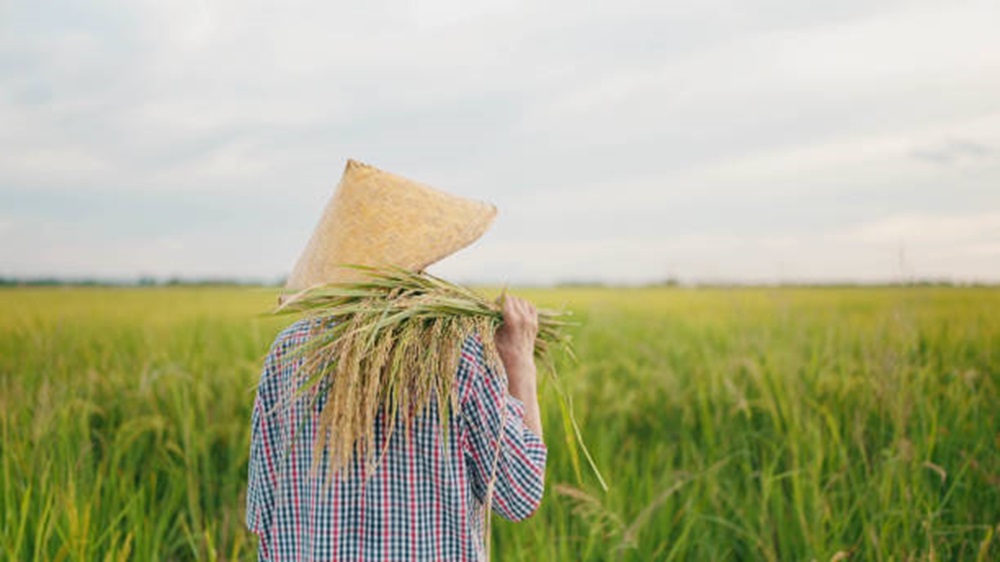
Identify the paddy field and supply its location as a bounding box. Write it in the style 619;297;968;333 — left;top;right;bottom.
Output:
1;286;997;560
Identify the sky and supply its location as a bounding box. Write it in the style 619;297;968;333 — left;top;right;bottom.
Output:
1;0;998;285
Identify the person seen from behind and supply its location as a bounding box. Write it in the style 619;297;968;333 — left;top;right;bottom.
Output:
246;160;547;561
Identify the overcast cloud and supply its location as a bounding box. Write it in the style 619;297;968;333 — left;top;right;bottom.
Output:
1;0;998;284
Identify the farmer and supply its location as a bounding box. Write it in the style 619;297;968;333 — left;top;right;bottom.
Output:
246;160;547;561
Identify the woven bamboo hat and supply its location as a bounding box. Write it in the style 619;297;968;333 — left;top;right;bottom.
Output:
281;159;496;301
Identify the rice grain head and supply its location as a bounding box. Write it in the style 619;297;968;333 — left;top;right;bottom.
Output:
274;265;603;491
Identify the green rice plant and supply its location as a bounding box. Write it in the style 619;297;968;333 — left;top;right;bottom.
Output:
1;285;998;560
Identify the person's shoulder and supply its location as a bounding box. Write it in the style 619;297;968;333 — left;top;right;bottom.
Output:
264;316;330;363
457;332;507;399
258;318;330;393
273;316;330;345
462;333;485;358
272;317;315;344
459;333;489;366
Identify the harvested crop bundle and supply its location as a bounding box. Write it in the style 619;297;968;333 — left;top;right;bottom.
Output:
273;265;593;482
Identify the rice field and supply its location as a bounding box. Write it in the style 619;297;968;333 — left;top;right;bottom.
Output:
1;285;998;561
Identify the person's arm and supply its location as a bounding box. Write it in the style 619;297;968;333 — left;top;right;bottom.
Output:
494;295;543;439
458;295;547;522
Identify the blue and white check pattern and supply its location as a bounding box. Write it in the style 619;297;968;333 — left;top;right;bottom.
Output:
246;319;547;561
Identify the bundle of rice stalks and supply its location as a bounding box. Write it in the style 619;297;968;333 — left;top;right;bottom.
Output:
273;265;606;491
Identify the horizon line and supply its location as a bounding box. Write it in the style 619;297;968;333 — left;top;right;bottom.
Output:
1;275;997;289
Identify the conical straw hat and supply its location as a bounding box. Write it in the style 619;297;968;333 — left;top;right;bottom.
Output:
282;159;496;300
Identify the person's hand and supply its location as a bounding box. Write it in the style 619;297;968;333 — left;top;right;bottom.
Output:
494;293;539;384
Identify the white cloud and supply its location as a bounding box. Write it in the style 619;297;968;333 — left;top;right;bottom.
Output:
1;0;999;282
515;2;1000;152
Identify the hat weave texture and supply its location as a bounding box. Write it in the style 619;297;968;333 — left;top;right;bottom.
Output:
284;159;496;293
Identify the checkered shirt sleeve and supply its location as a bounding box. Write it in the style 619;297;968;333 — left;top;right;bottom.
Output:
457;337;548;522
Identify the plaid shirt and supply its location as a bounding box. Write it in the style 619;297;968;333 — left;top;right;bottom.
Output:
246;319;547;561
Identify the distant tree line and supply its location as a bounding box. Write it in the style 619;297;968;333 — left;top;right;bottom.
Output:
0;277;284;287
0;276;994;288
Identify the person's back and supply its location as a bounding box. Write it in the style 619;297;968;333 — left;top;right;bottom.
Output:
247;295;547;561
247;159;547;560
